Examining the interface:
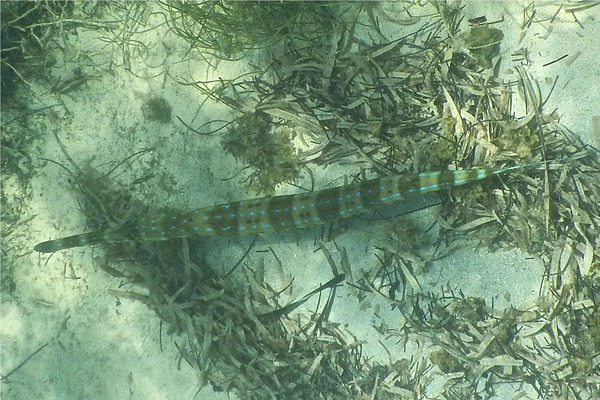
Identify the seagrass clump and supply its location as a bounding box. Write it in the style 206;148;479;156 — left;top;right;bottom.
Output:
163;1;335;62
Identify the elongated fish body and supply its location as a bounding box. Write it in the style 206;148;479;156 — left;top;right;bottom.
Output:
34;165;525;253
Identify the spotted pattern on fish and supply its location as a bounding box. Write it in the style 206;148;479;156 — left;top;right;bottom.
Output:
33;165;525;253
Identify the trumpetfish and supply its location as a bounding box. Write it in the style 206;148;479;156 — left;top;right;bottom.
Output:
34;164;531;253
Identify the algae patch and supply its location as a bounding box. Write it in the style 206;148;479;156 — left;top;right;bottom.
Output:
222;111;302;194
141;96;172;123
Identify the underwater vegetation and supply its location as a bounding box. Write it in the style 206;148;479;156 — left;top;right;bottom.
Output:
141;96;172;123
221;111;302;194
454;25;504;70
1;1;85;301
162;1;336;62
0;1;79;184
0;1;73;100
6;1;599;399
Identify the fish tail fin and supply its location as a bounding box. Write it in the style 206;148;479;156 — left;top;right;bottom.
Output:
34;231;107;253
34;219;142;253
